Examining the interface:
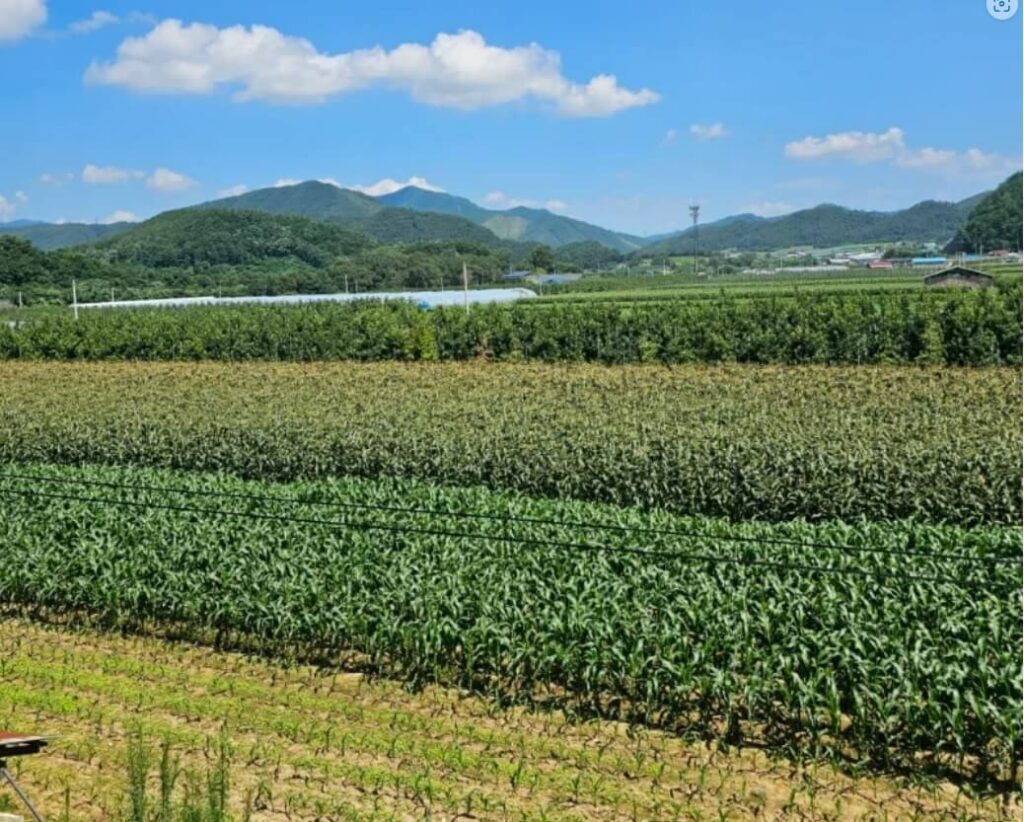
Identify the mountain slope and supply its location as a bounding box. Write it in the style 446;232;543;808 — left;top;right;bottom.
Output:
945;172;1022;253
377;186;645;252
337;208;502;247
89;208;373;268
0;221;134;251
377;187;490;222
646;194;985;254
194;182;505;246
197;181;385;221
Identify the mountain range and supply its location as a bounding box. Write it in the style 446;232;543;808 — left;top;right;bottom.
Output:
644;195;988;255
0;178;1010;254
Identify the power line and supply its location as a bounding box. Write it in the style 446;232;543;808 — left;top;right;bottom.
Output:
0;483;1016;592
0;470;1015;565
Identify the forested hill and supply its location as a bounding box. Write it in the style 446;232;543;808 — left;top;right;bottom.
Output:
645;194;986;253
89;209;373;268
946;172;1023;253
0;221;134;251
195;181;506;247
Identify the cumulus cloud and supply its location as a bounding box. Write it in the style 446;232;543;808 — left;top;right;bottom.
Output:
217;183;249;197
102;209;138;223
660;128;677;146
785;127;906;162
0;195;15;218
14;190;28;203
348;176;444;196
740;200;793;218
483;191;567;212
70;10;119;34
146;167;197;191
0;0;47;42
84;22;659;115
82;163;143;183
690;122;727;141
786;127;1019;179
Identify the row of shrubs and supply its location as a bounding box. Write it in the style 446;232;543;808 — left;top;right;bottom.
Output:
1;286;1019;365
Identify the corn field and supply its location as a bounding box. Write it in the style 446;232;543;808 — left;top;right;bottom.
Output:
0;463;1019;785
0;361;1017;524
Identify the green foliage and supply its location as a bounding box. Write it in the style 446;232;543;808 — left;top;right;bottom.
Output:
554;240;624;270
0;361;1017;524
528;243;555;272
91;209;373;269
123;729;238;821
946;172;1023;253
1;463;1019;782
342;207;502;246
1;285;1018;367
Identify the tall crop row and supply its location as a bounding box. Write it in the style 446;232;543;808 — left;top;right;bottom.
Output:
0;362;1018;524
0;464;1019;784
0;285;1019;365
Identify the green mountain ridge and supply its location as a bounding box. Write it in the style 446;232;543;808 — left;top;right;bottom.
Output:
377;186;645;252
89;208;374;268
945;172;1022;253
646;191;999;254
0;177;1008;255
0;221;135;251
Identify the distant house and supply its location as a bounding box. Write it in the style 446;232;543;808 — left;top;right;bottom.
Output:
867;260;894;269
502;270;532;282
923;266;995;290
912;256;948;267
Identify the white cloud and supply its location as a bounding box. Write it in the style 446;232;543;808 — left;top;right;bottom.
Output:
70;10;118;34
83;163;144;183
40;171;74;185
483;191;568;212
0;0;47;42
785;127;905;162
0;195;15;218
660;128;677;146
102;209;138;223
348;176;445;196
14;190;28;203
690;122;727;141
273;178;301;188
217;183;248;197
786;127;1019;179
85;22;659;116
146;167;197;191
740;200;793;217
896;146;1019;177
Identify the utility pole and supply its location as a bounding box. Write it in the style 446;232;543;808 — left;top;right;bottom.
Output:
689;204;700;276
462;261;469;314
72;279;79;320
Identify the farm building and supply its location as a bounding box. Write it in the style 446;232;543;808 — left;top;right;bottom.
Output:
911;256;948;267
923;266;995;289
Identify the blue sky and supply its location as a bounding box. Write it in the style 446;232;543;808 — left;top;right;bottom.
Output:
0;0;1020;234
